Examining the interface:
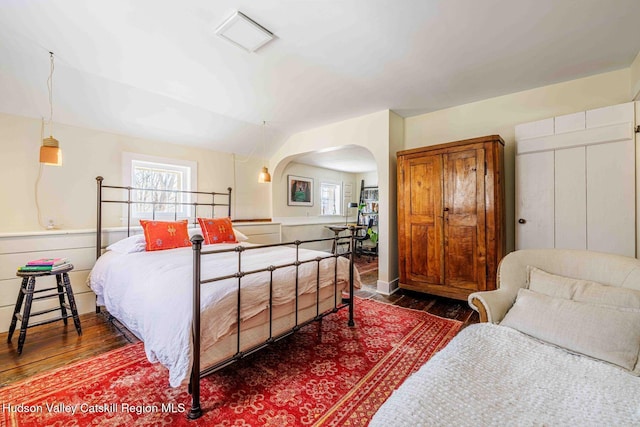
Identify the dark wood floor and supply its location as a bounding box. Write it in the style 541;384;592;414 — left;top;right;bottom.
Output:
0;310;138;387
355;283;479;326
0;268;478;387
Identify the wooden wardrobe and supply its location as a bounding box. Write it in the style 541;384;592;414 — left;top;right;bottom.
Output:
397;135;505;300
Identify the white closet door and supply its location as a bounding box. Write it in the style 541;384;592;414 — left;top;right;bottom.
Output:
586;140;635;257
555;147;586;250
516;101;636;257
516;151;555;250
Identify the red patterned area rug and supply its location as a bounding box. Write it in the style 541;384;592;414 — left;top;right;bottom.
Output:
0;298;461;426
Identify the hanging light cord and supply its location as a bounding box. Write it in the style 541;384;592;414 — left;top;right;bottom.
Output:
47;52;55;137
233;123;261;163
35;53;56;230
35;118;47;229
262;120;266;160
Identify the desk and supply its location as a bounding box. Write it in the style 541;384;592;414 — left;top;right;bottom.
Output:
325;225;365;254
325;225;348;254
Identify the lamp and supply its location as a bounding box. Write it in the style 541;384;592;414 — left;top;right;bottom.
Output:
40;136;61;165
258;166;271;183
346;202;359;225
40;52;62;166
258;121;271;183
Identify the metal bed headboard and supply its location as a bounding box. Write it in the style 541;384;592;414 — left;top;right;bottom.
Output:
95;176;232;259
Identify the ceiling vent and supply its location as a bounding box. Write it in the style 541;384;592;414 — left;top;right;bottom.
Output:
215;11;274;53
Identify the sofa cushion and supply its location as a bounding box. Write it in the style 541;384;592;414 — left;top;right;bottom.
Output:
527;266;640;309
501;288;640;374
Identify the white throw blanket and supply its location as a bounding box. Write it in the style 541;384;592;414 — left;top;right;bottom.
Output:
370;323;640;426
89;243;358;387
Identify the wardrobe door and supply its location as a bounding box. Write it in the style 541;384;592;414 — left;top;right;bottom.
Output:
555;147;587;250
586;140;635;257
400;154;444;286
515;151;555;250
443;148;486;291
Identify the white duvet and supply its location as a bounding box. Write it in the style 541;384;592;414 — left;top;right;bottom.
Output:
370;322;640;426
88;243;358;387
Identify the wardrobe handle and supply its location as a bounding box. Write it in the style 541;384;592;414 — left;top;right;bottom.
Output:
518;218;526;224
443;207;449;212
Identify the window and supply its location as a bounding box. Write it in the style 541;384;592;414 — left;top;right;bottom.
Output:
320;182;342;215
123;153;197;220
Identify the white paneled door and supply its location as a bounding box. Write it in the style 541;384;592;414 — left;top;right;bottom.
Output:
554;147;586;250
515;151;554;250
515;102;636;257
586;140;635;256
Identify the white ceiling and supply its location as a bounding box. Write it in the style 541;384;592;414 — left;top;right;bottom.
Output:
1;0;639;172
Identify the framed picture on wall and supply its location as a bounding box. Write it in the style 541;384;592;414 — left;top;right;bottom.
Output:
288;175;314;206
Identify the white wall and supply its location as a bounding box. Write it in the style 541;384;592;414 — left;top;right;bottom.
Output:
0;113;270;232
233;154;273;220
631;51;640;100
404;69;633;254
273;162;358;220
387;111;404;293
355;172;378;189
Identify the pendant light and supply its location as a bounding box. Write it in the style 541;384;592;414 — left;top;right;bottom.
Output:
258;121;271;183
258;166;271;183
40;52;62;166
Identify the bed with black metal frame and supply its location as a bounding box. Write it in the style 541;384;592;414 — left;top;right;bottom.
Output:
93;176;357;420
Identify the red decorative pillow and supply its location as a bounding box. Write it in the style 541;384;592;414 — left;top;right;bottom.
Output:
139;220;191;251
197;217;237;244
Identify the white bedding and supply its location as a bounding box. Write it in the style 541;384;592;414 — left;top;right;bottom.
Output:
370;322;640;427
88;242;358;387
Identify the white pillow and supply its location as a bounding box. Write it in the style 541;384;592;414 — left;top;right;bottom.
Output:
106;234;146;253
527;266;640;309
233;228;249;242
188;226;202;238
501;288;640;374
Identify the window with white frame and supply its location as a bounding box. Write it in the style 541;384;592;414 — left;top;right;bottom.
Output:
320;182;342;215
123;153;197;220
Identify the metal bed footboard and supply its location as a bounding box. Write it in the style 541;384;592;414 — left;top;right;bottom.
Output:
188;232;356;419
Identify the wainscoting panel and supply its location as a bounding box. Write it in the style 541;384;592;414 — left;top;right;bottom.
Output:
233;222;281;244
0;230;101;334
281;223;347;253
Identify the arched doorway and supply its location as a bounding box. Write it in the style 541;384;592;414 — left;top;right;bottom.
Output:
270;146;379;289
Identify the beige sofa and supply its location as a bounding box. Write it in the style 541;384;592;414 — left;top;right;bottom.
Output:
371;249;640;426
469;248;640;323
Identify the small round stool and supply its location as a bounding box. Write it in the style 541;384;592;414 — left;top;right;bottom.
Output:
8;265;82;354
